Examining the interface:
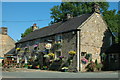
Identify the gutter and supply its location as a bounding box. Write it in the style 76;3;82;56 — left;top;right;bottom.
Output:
77;29;81;71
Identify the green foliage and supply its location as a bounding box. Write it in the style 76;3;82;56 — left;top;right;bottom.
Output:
86;59;103;71
95;59;98;65
102;10;120;43
50;2;109;24
50;2;119;43
86;61;96;72
21;27;33;38
96;63;103;71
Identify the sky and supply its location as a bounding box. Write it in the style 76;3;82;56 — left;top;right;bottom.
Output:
2;2;119;42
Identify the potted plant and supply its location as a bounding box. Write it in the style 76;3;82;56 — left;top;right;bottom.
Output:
35;65;40;69
43;66;48;70
24;64;28;68
96;63;103;71
86;61;96;72
28;65;32;69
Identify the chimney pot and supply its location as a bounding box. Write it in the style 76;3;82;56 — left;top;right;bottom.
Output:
93;3;100;14
33;23;37;26
32;23;38;31
0;27;7;35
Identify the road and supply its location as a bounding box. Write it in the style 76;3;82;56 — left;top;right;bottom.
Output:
1;71;119;78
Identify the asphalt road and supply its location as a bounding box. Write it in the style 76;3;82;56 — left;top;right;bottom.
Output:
1;71;119;78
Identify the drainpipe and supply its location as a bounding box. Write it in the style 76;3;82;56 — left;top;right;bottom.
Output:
77;30;80;72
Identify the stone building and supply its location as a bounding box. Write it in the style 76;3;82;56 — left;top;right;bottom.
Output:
0;27;16;63
15;10;114;71
105;43;120;71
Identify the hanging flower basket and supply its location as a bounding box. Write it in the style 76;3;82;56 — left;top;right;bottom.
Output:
81;58;88;64
48;53;55;57
68;51;76;55
16;48;21;51
34;44;38;47
59;56;64;59
25;46;28;49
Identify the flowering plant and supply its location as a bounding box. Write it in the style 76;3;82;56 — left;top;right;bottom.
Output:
24;46;28;49
59;56;64;59
86;61;96;72
81;58;88;64
16;48;20;50
68;51;76;55
61;67;68;70
44;54;49;58
34;44;38;47
48;53;55;57
43;66;48;70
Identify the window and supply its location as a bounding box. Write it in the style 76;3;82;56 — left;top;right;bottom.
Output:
81;52;86;56
55;34;62;42
55;51;61;58
109;54;117;63
110;36;112;46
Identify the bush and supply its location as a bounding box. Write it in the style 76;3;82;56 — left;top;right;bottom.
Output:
96;63;103;71
86;61;96;72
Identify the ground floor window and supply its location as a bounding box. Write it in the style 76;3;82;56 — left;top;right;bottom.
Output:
109;54;117;63
55;51;61;58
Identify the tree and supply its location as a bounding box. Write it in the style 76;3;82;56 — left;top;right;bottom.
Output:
50;2;109;24
102;10;120;43
21;27;33;38
50;2;120;43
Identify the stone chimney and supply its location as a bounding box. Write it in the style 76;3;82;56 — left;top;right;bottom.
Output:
93;3;100;14
63;13;73;21
0;27;7;35
32;23;38;31
67;14;73;20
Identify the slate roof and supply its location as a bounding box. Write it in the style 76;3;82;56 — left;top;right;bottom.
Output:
17;14;92;43
5;48;16;55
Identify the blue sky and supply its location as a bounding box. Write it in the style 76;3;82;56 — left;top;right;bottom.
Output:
2;2;119;41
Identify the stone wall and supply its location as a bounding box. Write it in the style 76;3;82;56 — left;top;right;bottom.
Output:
80;13;112;71
16;31;77;71
0;34;15;57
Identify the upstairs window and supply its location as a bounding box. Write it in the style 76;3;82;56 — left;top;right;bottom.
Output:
55;34;62;42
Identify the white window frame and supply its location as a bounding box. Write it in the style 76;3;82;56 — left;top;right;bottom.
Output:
55;34;62;42
110;36;112;46
55;50;62;59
